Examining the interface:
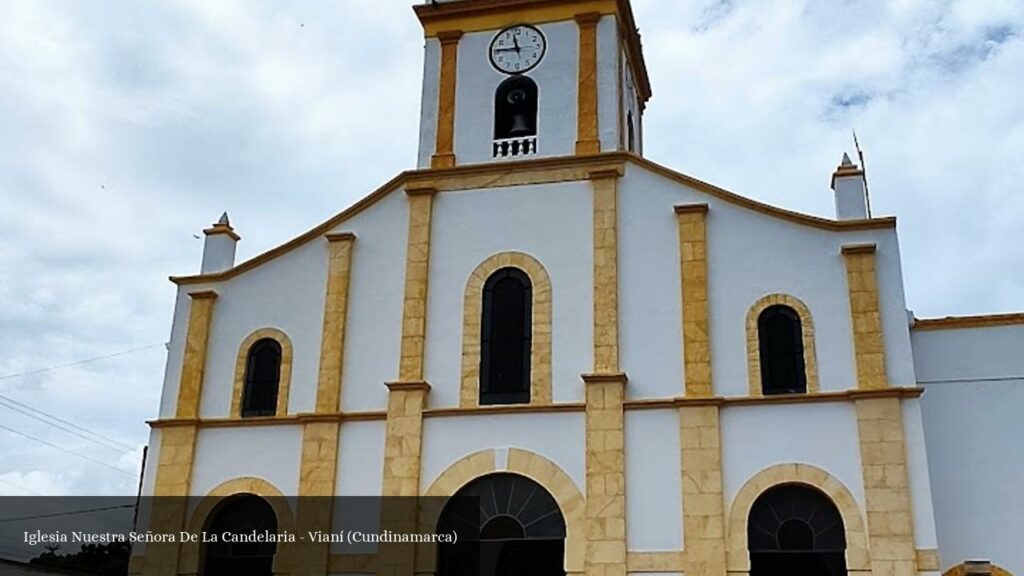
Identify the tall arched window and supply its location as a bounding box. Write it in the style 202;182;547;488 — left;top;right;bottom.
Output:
480;268;532;405
627;110;636;152
748;484;847;576
242;339;282;417
757;305;807;395
203;495;278;576
493;76;539;158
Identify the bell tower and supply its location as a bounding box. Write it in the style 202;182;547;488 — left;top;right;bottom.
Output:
413;0;651;169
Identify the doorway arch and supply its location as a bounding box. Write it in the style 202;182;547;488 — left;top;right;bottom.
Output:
200;494;279;576
436;473;566;576
748;484;847;576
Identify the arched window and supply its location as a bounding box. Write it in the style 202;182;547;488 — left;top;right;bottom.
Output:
203;495;278;576
627;110;636;152
437;473;566;576
748;484;847;576
480;268;532;405
757;305;807;395
241;339;282;417
493;76;539;158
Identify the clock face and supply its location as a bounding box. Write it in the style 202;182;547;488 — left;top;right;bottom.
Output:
489;25;546;74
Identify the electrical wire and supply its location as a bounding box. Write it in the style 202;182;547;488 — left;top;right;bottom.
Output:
0;399;131;454
0;425;135;477
0;477;46;497
0;505;134;524
0;342;166;382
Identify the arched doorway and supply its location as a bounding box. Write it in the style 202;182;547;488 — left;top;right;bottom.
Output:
436;473;566;576
201;494;278;576
748;484;848;576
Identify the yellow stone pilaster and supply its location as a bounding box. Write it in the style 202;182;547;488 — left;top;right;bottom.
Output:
843;243;888;390
141;425;197;576
575;12;601;155
582;372;627;576
143;290;216;576
432;31;463;169
679;404;726;576
591;168;622;373
176;290;218;419
317;232;356;413
856;397;917;576
399;187;435;382
675;204;711;397
377;381;431;576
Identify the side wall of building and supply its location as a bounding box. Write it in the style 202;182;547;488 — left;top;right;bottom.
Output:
914;324;1024;575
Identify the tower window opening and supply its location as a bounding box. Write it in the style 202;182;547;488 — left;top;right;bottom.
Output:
493;76;539;158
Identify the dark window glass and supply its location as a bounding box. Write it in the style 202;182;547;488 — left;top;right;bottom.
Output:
480;268;532;405
627;111;636;152
758;305;807;395
494;76;539;140
748;484;847;576
242;339;282;417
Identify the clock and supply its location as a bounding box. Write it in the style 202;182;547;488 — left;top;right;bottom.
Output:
489;25;546;74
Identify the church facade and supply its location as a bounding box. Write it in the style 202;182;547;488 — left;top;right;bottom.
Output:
132;1;1024;576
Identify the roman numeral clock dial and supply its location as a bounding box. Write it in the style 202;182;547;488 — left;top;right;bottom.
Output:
489;25;546;74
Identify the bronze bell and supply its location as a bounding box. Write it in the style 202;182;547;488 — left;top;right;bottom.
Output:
508;112;531;136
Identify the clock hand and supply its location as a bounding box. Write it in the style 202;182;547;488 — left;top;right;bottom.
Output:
513;35;521;54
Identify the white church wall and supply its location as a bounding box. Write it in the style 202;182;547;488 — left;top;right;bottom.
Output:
330;191;408;413
619;164;913;398
335;420;386;496
425;181;593;406
597;15;620;152
417;37;441;168
189;425;303;497
158;289;193;419
914;324;1024;573
721;403;866;508
625;409;683;551
420;412;586;496
199;241;328;418
453;21;579;165
902;398;939;550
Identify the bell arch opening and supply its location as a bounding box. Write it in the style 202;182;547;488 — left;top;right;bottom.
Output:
201;494;278;576
493;76;539;158
436;473;566;576
748;484;848;576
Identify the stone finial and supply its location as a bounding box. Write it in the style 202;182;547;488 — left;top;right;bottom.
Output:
200;212;239;274
830;153;868;220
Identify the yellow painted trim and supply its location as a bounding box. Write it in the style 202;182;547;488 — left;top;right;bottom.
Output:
843;243;889;390
855;396;917;574
726;463;871;572
591;170;620;372
627;551;685;572
914;312;1024;331
944;563;1014;576
460;251;553;407
316;233;356;413
745;293;820;397
575;12;601;155
381;381;430;497
170;153;895;286
399;193;435;382
916;549;940;571
230;328;293;419
202;222;240;241
179;477;295;575
422;448;586;574
679;404;726;576
176;291;218;420
677;203;712;397
432;31;462;169
584;372;627;575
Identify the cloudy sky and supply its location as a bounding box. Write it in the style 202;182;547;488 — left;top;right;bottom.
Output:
0;0;1021;512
